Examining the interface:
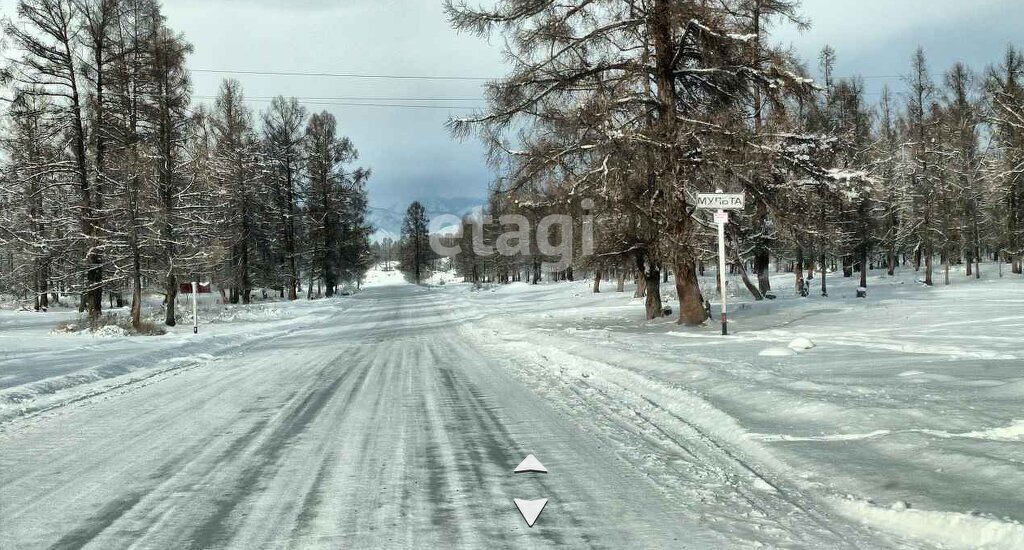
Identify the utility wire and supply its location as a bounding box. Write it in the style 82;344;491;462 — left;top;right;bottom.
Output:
189;68;493;81
184;68;906;111
192;96;480;110
188;67;905;82
196;95;486;102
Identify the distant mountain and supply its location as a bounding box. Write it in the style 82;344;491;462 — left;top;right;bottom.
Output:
367;197;486;242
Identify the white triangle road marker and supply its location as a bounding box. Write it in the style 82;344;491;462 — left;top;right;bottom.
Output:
513;498;548;527
514;454;548;473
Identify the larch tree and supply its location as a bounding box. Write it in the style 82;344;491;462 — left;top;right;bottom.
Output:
303;111;368;297
400;201;430;284
0;2;374;327
987;46;1024;274
904;47;939;285
6;0;102;317
209;79;260;304
447;0;815;322
261;96;307;300
145;15;194;325
0;91;69;310
936;62;983;282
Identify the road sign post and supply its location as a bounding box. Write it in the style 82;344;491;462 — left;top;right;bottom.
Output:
179;281;211;334
716;210;728;335
696;191;745;335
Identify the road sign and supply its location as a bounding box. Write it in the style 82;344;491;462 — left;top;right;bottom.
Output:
696;193;745;210
179;282;212;294
177;281;210;333
700;190;745;335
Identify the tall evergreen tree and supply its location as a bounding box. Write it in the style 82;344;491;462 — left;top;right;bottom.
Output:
261;96;307;300
400;201;430;284
447;0;815;322
209;79;260;304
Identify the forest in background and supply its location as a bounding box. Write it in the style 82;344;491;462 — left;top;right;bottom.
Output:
441;0;1024;322
0;0;374;330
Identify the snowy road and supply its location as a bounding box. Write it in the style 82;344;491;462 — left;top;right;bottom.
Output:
3;281;917;548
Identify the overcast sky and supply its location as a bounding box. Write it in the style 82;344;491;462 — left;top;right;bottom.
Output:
4;1;1024;210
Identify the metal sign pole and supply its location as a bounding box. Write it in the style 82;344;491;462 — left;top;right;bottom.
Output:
696;190;743;336
716;208;728;336
192;281;198;334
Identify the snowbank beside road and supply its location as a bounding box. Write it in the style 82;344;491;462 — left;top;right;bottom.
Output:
0;295;351;426
835;499;1024;549
443;263;1024;548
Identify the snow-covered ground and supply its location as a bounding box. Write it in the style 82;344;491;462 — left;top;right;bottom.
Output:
449;264;1024;548
0;292;348;425
0;264;1021;548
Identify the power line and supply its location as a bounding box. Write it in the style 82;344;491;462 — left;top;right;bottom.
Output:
202;95;486;102
192;96;480;110
189;68;494;81
188;67;906;82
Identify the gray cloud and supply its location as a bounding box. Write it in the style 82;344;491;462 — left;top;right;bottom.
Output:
158;0;504;208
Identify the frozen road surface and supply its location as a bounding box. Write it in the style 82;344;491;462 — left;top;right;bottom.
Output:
0;275;1007;548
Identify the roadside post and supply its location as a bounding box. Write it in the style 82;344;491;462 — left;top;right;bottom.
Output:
179;281;212;334
696;190;745;335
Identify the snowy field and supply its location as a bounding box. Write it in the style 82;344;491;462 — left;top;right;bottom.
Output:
0;264;1021;548
450;264;1024;548
0;292;349;425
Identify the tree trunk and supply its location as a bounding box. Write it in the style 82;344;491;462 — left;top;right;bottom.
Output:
644;267;662;320
634;271;646;298
285;165;298;300
859;245;868;290
241;241;251;303
794;248;804;295
820;253;828;296
130;248;142;330
165;272;177;326
616;269;625;292
131;275;142;331
34;260;49;310
924;248;933;286
41;266;49;309
675;261;706;325
593;270;601;293
732;249;763;300
737;258;761;299
754;249;771;294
